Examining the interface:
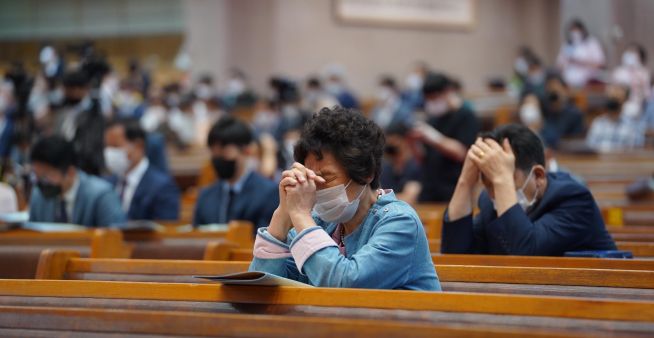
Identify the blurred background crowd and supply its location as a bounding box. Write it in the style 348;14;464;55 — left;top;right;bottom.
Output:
0;0;653;222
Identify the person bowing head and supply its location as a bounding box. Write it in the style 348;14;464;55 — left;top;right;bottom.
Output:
249;106;440;291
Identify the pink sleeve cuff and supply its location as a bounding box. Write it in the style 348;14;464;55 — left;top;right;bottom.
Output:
253;234;292;259
290;227;337;272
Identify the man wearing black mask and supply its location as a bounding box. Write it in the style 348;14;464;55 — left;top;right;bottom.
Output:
540;75;584;148
586;85;645;152
29;135;125;226
380;123;422;205
193;116;278;230
51;69;105;176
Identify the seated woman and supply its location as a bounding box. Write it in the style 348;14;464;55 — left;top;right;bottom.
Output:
249;107;440;291
442;124;616;256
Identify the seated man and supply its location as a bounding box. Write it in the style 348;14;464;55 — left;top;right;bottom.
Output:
414;73;480;202
586;85;646;152
540;74;584;149
193;116;278;230
29;135;126;226
380;123;422;205
104;119;180;221
442;124;616;256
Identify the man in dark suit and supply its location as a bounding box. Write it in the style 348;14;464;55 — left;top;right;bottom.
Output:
193;116;278;230
104;119;180;221
29;136;126;227
442;124;616;256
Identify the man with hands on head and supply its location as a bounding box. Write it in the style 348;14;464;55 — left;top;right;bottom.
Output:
442;124;616;256
249;107;440;291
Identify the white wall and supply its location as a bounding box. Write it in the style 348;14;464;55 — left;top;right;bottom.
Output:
185;0;562;96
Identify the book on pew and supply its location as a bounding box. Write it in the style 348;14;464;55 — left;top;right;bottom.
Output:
21;222;87;232
564;250;633;258
194;271;312;287
0;211;29;225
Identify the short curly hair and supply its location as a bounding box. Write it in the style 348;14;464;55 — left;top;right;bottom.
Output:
294;106;385;189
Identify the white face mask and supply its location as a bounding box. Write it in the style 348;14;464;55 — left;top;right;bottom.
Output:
622;100;641;119
519;103;542;126
570;30;583;44
490;168;539;212
516;168;538;211
514;57;529;75
226;79;245;96
104;147;130;177
622;51;640;67
195;84;213;100
376;87;393;102
406;73;423;90
313;180;366;224
425;98;449;117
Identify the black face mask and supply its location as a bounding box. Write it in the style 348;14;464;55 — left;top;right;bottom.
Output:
37;180;62;199
212;157;237;180
606;98;622;112
547;91;560;103
63;96;83;106
384;145;399;156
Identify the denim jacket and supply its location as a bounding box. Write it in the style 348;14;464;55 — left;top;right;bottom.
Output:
249;191;441;291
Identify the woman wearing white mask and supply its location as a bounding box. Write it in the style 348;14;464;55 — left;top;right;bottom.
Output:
443;124;616;256
249;107;440;291
556;19;606;88
612;43;651;105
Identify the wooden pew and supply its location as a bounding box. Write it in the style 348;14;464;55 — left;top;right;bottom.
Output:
206;242;654;271
0;228;130;259
0;302;631;338
427;239;654;257
432;254;654;271
0;221;252;275
35;252;654;300
2;279;654;325
124;220;254;260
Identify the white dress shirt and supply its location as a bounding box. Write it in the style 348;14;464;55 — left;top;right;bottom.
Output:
62;173;80;221
121;158;149;212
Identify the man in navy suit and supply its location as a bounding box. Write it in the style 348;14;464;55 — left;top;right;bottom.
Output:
193;116;278;230
104;119;180;221
29;136;126;227
442;124;616;256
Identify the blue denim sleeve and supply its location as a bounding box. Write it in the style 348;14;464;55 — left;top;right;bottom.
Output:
248;228;309;284
296;212;420;289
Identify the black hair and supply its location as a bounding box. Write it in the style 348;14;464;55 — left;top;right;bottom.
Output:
385;123;410;137
518;46;536;59
199;73;214;85
106;118;146;143
379;75;397;89
207;116;253;148
628;42;647;65
480;124;545;172
545;73;568;88
178;94;195;110
62;70;90;88
294;106;385;189
422;72;450;96
526;54;542;68
30;135;77;172
567;18;589;41
307;77;321;89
